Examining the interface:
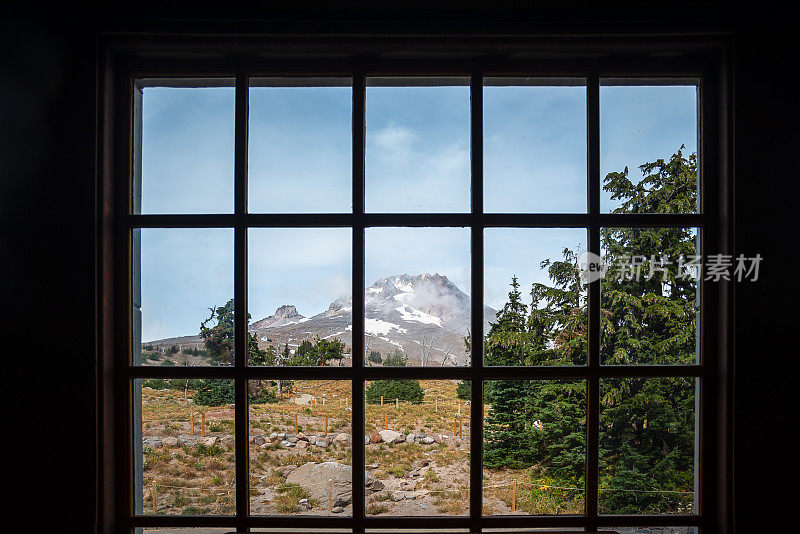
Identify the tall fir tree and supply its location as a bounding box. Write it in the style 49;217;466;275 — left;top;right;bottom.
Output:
484;277;536;469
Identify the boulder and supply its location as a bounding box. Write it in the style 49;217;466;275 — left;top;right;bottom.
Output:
314;438;331;448
295;440;309;450
390;491;405;502
421;437;435;445
332;433;351;447
288;436;299;444
268;432;279;441
405;433;416;443
281;440;292;447
378;430;402;444
252;435;266;446
286;462;381;509
433;434;445;444
417;432;426;439
297;433;308;442
298;498;311;511
201;436;218;446
143;437;162;448
369;432;382;444
332;506;344;514
365;435;370;445
162;436;179;447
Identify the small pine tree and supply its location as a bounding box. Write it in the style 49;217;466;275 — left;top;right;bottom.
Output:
194;380;235;406
456;380;471;400
484;277;536;469
367;350;383;364
383;349;408;367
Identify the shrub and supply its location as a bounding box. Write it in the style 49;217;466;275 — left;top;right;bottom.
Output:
194;380;234;406
383;349;408;367
456;380;471;400
366;380;424;404
367;350;382;364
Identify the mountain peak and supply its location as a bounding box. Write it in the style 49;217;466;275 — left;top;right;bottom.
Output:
249;305;305;330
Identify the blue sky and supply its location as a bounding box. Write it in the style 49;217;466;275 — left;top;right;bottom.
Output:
138;82;697;341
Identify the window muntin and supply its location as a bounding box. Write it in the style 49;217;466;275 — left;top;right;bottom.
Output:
126;68;708;532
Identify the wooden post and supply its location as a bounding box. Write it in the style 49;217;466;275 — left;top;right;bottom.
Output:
380;395;383;406
328;479;333;511
201;412;206;437
454;418;457;436
435;396;438;411
459;415;463;439
183;387;187;399
294;413;298;434
395;397;398;409
325;415;328;435
322;396;325;406
190;413;195;435
152;481;157;513
385;414;388;430
512;482;517;511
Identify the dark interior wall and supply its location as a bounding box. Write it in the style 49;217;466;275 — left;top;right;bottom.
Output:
1;6;796;533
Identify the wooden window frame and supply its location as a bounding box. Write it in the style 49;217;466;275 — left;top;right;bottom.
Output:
96;34;733;534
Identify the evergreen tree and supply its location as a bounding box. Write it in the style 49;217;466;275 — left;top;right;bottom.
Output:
484;277;537;469
383;349;408;367
483;148;698;513
284;337;346;366
200;298;269;366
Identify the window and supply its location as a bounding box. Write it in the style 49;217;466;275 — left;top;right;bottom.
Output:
105;42;729;533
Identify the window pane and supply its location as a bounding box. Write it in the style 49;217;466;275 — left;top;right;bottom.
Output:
366;78;470;213
249;78;352;213
600;227;700;365
483;380;586;516
365;227;470;366
484;228;588;366
484;78;587;213
250;380;352;516
135;379;236;516
134;228;235;366
599;378;697;515
248;228;352;366
135;79;235;214
365;380;470;516
600;81;699;214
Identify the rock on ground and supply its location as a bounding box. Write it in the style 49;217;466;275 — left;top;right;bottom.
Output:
378;429;403;443
285;462;384;509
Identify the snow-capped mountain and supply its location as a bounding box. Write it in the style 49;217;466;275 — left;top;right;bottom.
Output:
145;274;497;367
247;273;497;366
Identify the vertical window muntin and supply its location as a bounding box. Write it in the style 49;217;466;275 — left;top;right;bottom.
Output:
126;69;705;531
